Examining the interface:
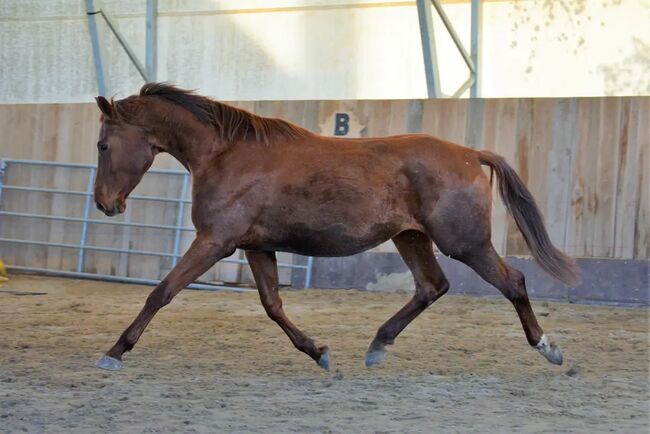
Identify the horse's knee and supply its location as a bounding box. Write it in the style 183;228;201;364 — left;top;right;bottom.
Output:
145;286;174;310
262;299;283;322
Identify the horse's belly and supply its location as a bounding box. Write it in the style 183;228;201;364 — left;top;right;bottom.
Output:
284;222;400;256
241;220;407;257
238;168;419;255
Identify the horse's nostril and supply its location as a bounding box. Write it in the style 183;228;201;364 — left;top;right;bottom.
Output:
95;201;106;213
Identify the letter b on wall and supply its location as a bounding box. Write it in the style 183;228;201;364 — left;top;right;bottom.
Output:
319;109;365;138
334;113;350;136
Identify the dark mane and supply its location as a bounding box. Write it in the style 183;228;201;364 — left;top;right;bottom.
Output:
116;82;311;145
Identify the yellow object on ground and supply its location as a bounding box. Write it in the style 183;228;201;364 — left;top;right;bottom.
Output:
0;260;8;285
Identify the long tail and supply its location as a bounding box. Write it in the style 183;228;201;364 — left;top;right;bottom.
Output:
478;150;581;287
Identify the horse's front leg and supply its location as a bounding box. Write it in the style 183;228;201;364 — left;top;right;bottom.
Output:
245;250;331;370
96;236;231;370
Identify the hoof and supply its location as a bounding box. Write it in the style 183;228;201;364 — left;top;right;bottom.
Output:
95;355;124;371
318;350;331;371
535;335;563;366
365;349;387;368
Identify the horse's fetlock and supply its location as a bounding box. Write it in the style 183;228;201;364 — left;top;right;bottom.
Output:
294;336;315;352
375;328;394;346
123;340;135;352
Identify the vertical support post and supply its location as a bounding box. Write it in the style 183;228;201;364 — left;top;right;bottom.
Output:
85;0;107;96
470;0;483;98
77;167;96;273
0;160;7;206
145;0;157;82
304;256;314;288
416;0;441;98
171;173;190;267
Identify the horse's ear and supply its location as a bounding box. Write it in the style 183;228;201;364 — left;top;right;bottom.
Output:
95;96;113;118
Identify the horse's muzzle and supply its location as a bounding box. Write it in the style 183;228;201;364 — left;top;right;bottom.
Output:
95;200;125;217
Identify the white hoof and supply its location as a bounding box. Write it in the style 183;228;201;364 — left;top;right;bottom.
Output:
365;349;387;368
535;334;563;366
95;355;124;371
318;350;331;371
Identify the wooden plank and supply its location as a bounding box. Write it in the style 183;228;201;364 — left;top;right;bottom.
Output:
301;100;321;132
548;98;577;252
592;97;622;258
284;100;306;126
529;99;554;226
420;99;443;137
506;98;533;255
612;98;642;258
633;97;650;259
566;98;600;258
406;100;424;133
439;99;468;144
465;98;485;150
387;100;410;136
363;100;392;138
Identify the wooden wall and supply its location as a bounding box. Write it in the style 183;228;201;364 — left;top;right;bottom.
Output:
0;97;647;285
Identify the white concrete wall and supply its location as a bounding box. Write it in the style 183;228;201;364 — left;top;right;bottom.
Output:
0;0;647;103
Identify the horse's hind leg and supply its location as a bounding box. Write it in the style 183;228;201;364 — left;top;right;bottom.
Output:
459;243;563;365
365;230;449;367
245;250;331;370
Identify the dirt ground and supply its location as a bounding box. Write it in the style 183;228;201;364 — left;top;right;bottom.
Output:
0;275;648;433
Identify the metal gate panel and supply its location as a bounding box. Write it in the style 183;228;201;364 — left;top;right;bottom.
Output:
0;159;313;291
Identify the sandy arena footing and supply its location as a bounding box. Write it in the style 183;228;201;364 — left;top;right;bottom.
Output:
1;275;648;433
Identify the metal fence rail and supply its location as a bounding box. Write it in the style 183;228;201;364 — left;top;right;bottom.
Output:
0;159;314;291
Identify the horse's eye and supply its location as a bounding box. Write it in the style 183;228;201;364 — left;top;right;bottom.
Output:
98;142;108;152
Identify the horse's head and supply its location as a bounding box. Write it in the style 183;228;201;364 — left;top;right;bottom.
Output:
93;96;158;216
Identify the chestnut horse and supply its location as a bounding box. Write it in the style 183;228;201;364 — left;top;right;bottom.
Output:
93;83;580;371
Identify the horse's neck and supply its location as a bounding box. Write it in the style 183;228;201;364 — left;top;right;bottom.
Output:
166;147;191;172
158;116;222;173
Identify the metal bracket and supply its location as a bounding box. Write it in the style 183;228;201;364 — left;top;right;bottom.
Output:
85;0;157;95
417;0;482;98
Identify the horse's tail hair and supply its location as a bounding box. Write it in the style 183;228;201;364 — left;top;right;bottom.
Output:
478;150;581;287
